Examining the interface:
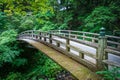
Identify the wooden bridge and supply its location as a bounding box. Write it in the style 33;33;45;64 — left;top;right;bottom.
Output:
17;28;120;80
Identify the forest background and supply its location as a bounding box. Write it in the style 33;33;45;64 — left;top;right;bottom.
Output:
0;0;120;79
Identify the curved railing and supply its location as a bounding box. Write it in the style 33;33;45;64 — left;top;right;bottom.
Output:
18;30;120;70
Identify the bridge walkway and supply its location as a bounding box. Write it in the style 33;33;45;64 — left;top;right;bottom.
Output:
22;39;101;80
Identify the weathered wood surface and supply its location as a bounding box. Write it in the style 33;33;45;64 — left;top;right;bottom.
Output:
18;30;120;70
52;37;97;63
21;39;101;80
103;60;120;67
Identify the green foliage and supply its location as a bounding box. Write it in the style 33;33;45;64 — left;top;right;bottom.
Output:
0;12;7;32
0;45;20;63
5;72;23;80
20;19;33;30
58;13;73;30
25;52;62;79
6;14;22;30
0;0;120;79
12;58;27;67
40;58;62;78
0;30;23;68
96;67;120;80
0;30;17;45
41;21;56;31
84;6;116;32
19;15;35;31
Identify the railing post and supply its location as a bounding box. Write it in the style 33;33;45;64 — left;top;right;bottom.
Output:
79;52;84;59
66;38;70;52
49;33;52;44
59;30;60;35
39;32;42;40
118;45;120;49
75;35;77;39
44;33;46;41
83;33;85;40
96;27;107;70
69;30;71;38
92;35;95;43
32;31;34;39
57;42;60;47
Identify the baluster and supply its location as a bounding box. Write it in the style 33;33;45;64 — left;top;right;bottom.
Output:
59;30;61;35
92;39;94;43
32;31;34;39
92;36;95;43
27;32;29;39
79;52;84;59
36;31;39;40
64;33;65;37
39;32;42;40
117;45;120;49
66;38;70;52
83;33;85;40
29;32;31;39
57;42;60;47
75;32;78;39
44;33;46;41
35;34;36;39
75;35;77;39
49;33;52;44
92;35;96;43
69;30;71;38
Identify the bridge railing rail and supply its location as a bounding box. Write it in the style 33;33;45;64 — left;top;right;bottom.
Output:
18;28;120;70
50;30;120;51
50;30;99;43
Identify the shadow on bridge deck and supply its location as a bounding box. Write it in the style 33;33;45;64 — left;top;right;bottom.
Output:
20;39;101;80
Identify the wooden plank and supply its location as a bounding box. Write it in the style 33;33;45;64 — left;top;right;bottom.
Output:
68;45;97;59
106;35;120;39
70;38;98;48
105;48;120;56
81;36;98;41
107;46;120;51
52;38;65;44
107;40;120;45
103;60;120;67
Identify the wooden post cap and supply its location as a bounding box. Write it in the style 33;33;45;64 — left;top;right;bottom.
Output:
100;27;105;36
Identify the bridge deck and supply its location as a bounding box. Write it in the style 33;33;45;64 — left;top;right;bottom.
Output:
22;39;101;80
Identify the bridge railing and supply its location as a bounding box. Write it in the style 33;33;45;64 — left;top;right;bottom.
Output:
50;30;99;43
50;30;120;52
18;28;120;70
